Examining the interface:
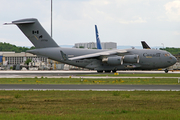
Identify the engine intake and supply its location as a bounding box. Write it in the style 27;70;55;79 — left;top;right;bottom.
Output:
102;56;123;65
123;55;139;63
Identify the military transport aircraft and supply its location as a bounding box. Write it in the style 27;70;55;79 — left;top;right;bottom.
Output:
4;18;177;73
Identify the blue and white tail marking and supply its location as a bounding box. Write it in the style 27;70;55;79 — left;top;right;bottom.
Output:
95;25;102;49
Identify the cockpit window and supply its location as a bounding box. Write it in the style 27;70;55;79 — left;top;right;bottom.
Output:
164;53;171;57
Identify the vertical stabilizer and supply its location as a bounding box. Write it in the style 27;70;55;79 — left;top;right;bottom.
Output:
141;41;151;49
95;25;102;49
5;18;59;48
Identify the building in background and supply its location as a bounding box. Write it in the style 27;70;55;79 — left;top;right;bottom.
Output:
0;52;15;65
74;42;96;49
101;42;117;49
75;42;117;49
2;52;47;65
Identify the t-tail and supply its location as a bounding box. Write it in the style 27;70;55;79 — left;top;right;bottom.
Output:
95;25;102;49
4;18;59;48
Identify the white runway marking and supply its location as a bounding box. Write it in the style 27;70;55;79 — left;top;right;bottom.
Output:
1;89;180;91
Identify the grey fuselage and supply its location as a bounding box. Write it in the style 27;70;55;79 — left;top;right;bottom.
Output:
27;47;177;71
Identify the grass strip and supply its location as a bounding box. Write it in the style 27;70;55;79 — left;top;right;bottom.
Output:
0;91;180;120
0;78;180;84
78;73;180;77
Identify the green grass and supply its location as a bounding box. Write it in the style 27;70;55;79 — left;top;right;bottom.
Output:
0;91;180;120
0;78;180;84
78;73;180;77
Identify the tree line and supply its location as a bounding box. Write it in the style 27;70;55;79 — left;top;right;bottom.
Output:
160;47;180;55
1;42;180;55
0;42;35;53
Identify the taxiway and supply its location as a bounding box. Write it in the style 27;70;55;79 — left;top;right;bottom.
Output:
0;70;179;78
0;70;180;91
0;84;180;91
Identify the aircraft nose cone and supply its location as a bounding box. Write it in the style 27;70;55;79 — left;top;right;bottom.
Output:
172;56;177;64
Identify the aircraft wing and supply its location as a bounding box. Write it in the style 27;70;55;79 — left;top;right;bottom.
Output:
68;49;127;60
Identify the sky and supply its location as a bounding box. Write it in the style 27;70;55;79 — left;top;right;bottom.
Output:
1;0;180;48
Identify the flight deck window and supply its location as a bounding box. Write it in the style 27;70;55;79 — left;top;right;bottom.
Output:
165;53;170;57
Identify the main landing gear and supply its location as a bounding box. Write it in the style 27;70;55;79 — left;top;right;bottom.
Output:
112;70;117;73
97;70;103;73
97;70;117;73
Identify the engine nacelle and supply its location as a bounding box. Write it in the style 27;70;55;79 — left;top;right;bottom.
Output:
102;56;123;65
123;55;139;63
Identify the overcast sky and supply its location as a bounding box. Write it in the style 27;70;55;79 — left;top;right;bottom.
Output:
1;0;180;48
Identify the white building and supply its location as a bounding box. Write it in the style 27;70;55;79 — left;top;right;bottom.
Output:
2;52;47;65
101;42;117;49
75;42;96;49
74;42;117;49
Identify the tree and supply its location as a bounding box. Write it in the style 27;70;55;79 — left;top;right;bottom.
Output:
79;46;84;48
25;59;32;65
160;47;180;55
0;42;35;53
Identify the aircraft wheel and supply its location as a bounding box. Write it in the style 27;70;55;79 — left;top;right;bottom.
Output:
165;69;169;73
112;70;117;73
97;70;103;73
105;70;111;73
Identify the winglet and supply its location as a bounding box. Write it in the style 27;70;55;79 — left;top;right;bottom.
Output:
60;50;68;61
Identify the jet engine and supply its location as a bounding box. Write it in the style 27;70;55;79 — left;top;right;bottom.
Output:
102;56;123;65
123;55;139;63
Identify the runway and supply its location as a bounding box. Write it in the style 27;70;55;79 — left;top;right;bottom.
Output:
1;84;180;91
0;70;180;91
0;70;180;78
0;70;96;78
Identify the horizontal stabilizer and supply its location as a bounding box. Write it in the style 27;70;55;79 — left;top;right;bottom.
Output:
4;21;35;25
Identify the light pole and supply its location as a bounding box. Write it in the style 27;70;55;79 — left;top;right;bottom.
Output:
161;43;164;49
51;0;52;38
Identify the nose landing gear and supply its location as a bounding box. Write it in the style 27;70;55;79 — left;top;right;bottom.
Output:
164;69;169;73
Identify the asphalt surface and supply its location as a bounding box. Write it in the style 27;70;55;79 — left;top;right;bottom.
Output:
0;70;180;91
0;84;180;91
0;70;179;78
0;70;96;78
